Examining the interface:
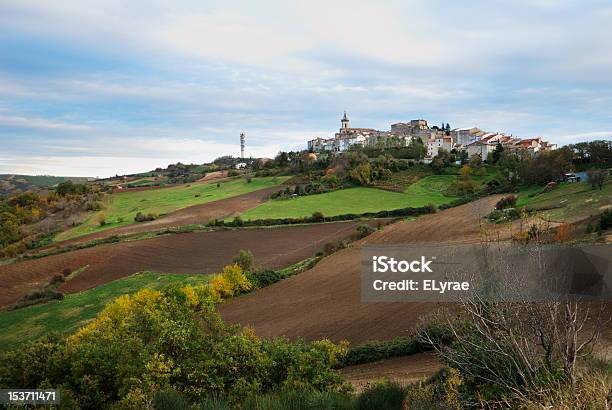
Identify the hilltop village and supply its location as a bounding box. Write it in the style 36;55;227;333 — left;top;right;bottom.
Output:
307;112;557;161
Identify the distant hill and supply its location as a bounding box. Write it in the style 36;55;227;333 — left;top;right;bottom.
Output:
0;174;90;196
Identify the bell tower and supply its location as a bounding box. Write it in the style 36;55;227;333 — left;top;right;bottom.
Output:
341;111;349;130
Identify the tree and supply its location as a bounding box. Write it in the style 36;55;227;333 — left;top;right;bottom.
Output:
274;152;289;167
232;250;254;271
468;154;482;168
491;142;504;163
587;169;606;190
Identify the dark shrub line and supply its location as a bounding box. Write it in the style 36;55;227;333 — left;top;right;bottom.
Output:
210;204;437;228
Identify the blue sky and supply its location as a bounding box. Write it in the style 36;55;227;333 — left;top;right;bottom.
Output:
1;0;611;177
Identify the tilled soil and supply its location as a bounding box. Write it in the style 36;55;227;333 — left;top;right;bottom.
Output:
0;221;375;308
219;196;504;345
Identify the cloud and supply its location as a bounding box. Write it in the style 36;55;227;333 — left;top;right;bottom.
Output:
550;131;612;145
0;113;92;132
0;0;610;176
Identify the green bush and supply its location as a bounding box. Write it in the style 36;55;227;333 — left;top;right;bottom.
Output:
232;249;254;271
495;195;517;210
247;269;283;288
356;380;406;410
355;224;375;239
134;212;157;222
342;337;425;367
487;208;521;223
599;209;612;231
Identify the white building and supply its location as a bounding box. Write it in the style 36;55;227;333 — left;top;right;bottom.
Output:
466;140;498;160
427;135;454;158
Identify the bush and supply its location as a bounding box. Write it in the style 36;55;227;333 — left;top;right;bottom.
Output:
134;212;157;222
311;211;324;222
85;201;102;211
232;250;254;271
495;195;517;210
487;208;521;223
9;288;64;310
97;213;107;226
599;209;612;231
356;380;406;410
342;337;423;366
355;224;375;239
247;269;283;288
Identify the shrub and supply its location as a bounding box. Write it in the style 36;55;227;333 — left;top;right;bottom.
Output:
246;269;282;288
599;209;612;231
85;201;102;211
495;195;517;210
311;211;324;222
97;213;107;226
487;208;521;223
356;380;406;410
342;337;422;366
355;224;375;239
134;212;157;222
9;288;64;310
232;249;254;271
49;273;65;286
232;216;243;226
587;169;606;190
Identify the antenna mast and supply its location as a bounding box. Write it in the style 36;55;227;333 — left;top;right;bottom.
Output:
240;133;245;159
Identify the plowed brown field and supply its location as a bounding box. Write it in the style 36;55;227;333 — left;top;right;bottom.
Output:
219;196;504;345
0;221;375;308
340;353;443;391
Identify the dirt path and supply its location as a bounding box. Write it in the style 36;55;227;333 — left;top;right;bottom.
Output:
0;221;375;308
219;196;504;345
340;353;443;391
42;186;282;251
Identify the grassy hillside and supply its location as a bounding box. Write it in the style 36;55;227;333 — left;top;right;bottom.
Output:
56;176;287;241
0;272;210;351
517;180;611;222
0;174;89;196
239;175;457;220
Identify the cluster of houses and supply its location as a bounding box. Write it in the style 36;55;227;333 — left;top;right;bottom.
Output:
307;112;557;161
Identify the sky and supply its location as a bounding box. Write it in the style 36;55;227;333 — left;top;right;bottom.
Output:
1;0;611;178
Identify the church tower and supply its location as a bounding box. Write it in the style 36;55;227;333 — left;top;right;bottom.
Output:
341;111;349;130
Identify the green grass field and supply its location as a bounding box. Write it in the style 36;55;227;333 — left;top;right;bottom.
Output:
239;175;457;220
56;176;287;241
0;272;210;352
516;180;611;222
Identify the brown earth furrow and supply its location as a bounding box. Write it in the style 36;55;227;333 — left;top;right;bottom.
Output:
340;353;444;391
219;196;504;345
0;221;374;308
